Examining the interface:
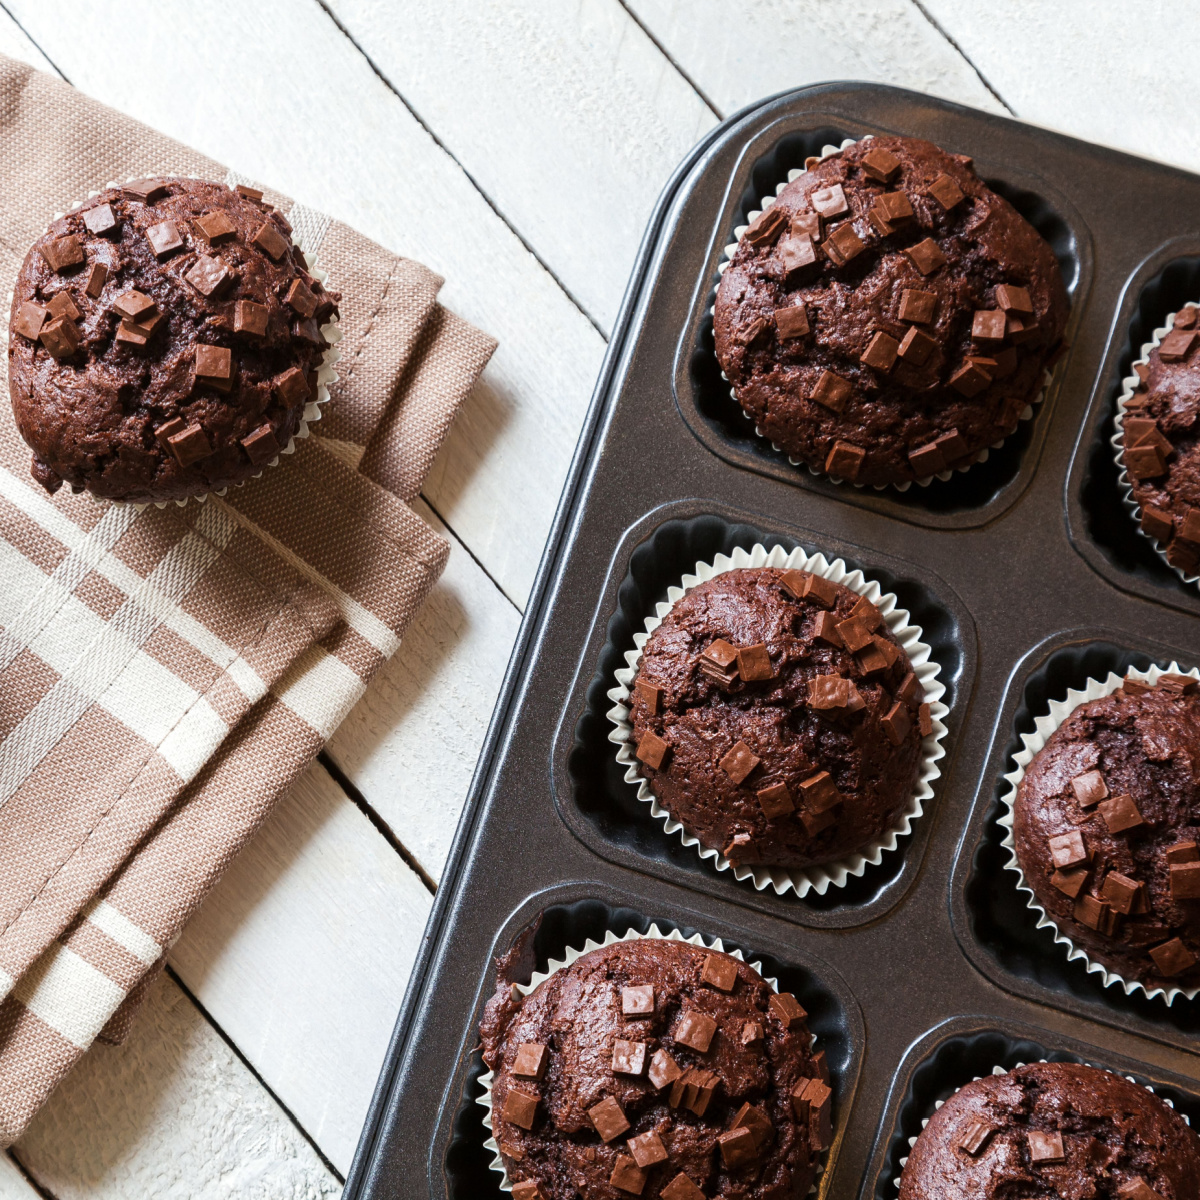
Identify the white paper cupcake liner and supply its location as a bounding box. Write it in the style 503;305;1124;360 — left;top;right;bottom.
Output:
894;1059;1186;1188
1111;305;1199;588
477;921;827;1195
998;660;1200;1005
5;174;341;510
715;136;1058;492
606;542;949;897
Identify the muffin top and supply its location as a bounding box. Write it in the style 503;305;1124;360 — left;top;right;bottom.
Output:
627;567;928;869
480;936;830;1200
1013;675;1200;989
899;1061;1200;1200
8;176;338;503
1122;305;1200;576
713;135;1068;488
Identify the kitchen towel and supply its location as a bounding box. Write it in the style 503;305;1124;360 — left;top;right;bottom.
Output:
0;54;496;1143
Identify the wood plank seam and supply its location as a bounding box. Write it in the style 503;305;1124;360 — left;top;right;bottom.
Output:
906;0;1016;114
614;0;722;118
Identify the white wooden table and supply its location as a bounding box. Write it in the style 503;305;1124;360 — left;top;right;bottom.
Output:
0;2;1195;1195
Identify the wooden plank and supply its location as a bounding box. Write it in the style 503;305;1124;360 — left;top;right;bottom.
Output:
325;0;717;333
626;0;1001;117
0;1154;41;1200
4;0;605;606
919;3;1200;172
325;500;521;881
13;974;340;1199
0;9;54;73
167;759;432;1175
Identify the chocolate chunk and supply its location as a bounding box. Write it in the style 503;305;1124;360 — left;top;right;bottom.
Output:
757;781;794;819
84;262;107;298
855;638;893;676
588;1096;629;1142
719;741;760;784
39;316;79;359
112;290;156;321
740;1020;764;1046
825;440;866;480
744;206;787;247
876;191;913;223
767;991;806;1029
799;571;839;608
881;701;912;746
275;366;312;407
12;301;47;342
1117;1182;1165;1200
166;422;213;468
252;220;291;261
737;643;773;682
824;222;865;266
927;173;964;210
234;300;270;337
114;322;148;346
502;1088;539;1130
612;1039;647;1076
1102;871;1143;915
701;953;738;993
1178;308;1199;329
777;235;817;281
234;183;264;202
934;428;969;464
897;672;921;704
732;1101;774;1153
774;303;810;339
629;1131;668;1169
1182;509;1200;545
868;206;896;238
811;610;842;647
918;703;933;737
660;1172;704;1200
185;254;231;298
240;423;280;467
1071;769;1108;807
1125;416;1171;454
958;1118;996;1156
633;679;662;715
790;212;821;240
949;359;994;397
1027;1130;1065;1164
80;205;119;241
1123;676;1152;693
898;325;937;366
718;1126;757;1169
41;234;85;273
1159;329;1197;361
282;277;318;319
1159;674;1199;694
154;418;187;450
811;369;852;412
810;183;848;218
801;1077;833;1149
908;440;946;477
861;146;901;182
1125;443;1167;481
1170;862;1200;900
1048;830;1089;869
1074;893;1117;935
906;237;946;275
1167;841;1200;865
1051;867;1088;898
702;639;738;669
861;330;899;372
636;731;670;770
512;1042;549;1080
899;288;937;324
194;211;238;244
833;617;872;653
800;805;837;835
648;1048;682;1090
293;316;324;344
683;1067;718;1113
995;283;1033;314
808;674;851;710
510;1182;542;1200
145;219;184;258
123;179;168;203
1149;937;1197;977
620;985;655;1019
194;344;234;391
1166;540;1199;571
1099;792;1145;833
673;1010;717;1053
971;309;1007;346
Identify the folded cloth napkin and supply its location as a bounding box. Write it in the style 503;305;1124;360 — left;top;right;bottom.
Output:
0;55;496;1144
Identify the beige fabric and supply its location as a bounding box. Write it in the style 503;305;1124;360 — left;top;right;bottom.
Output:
0;56;496;1144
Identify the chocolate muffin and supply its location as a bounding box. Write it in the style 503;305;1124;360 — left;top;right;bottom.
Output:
1013;673;1200;990
9;176;338;502
627;567;930;869
480;935;831;1200
713;136;1068;488
899;1061;1200;1200
1121;305;1200;576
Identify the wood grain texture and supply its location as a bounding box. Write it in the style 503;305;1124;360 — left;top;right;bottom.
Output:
326;0;717;334
922;1;1200;171
0;1155;39;1200
13;974;340;1199
0;8;53;73
627;0;1002;117
3;0;604;605
325;501;520;880
167;760;432;1175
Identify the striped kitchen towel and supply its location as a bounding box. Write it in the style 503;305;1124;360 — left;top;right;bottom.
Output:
0;55;496;1143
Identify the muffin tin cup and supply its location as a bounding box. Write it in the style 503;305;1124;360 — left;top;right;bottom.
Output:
716;138;1057;493
1112;305;1200;589
997;659;1200;1005
893;1059;1186;1191
606;541;949;898
9;176;343;511
475;921;828;1195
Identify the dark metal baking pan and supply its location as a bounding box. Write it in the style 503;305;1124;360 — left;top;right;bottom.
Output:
342;84;1200;1200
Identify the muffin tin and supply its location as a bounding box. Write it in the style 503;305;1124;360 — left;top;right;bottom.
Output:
342;84;1200;1199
